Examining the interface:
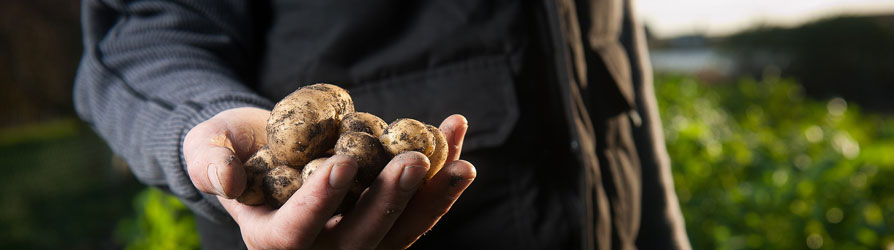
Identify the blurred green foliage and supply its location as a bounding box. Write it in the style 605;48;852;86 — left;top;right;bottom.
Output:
0;119;199;249
0;120;141;249
115;188;199;250
656;75;894;249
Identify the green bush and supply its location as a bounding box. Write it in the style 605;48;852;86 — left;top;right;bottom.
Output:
656;75;894;249
115;188;199;250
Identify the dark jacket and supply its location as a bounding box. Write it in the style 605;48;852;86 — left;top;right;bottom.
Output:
75;0;690;249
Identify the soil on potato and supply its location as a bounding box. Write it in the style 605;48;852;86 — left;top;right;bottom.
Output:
348;120;374;135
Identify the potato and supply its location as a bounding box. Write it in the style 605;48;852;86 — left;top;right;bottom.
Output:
379;119;448;181
237;146;274;205
339;112;388;138
263;165;303;208
332;132;390;212
266;84;354;167
425;125;448;181
237;83;456;209
300;157;329;182
379;119;435;156
336;132;390;186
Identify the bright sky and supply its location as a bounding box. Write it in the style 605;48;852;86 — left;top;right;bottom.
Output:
635;0;894;38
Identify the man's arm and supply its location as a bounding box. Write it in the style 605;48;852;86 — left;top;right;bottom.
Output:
76;2;479;248
74;0;272;223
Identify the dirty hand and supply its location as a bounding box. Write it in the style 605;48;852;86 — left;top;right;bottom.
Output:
184;108;475;249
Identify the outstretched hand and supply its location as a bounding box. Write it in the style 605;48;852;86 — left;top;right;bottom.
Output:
183;107;476;249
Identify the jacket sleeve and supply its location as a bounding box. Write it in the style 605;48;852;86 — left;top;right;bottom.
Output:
74;0;273;224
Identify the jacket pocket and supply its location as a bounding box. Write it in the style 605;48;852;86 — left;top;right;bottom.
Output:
348;56;519;152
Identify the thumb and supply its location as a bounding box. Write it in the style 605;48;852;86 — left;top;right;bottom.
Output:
184;121;247;199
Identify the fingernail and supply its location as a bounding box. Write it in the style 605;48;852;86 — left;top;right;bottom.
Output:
400;165;428;191
329;163;357;189
207;163;225;196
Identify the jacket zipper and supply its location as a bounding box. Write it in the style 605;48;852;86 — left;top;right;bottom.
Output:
540;1;595;250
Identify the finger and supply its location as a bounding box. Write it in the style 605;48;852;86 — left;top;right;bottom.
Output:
377;160;476;250
268;155;358;248
217;196;279;250
438;114;468;162
184;121;246;198
218;195;274;226
215;107;269;161
322;152;430;249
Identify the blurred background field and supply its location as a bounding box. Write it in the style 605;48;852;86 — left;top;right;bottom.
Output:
1;0;892;249
657;75;894;249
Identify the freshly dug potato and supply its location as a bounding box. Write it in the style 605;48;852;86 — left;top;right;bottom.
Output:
379;119;449;181
263;165;303;208
379;119;435;156
237;146;275;205
334;131;390;212
339;112;388;138
425;125;448;180
300;157;329;182
236;83;456;209
266;84;354;167
336;132;391;187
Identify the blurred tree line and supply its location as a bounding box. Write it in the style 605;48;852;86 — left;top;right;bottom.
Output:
721;15;894;114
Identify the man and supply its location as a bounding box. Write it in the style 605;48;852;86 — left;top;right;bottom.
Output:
75;0;691;249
